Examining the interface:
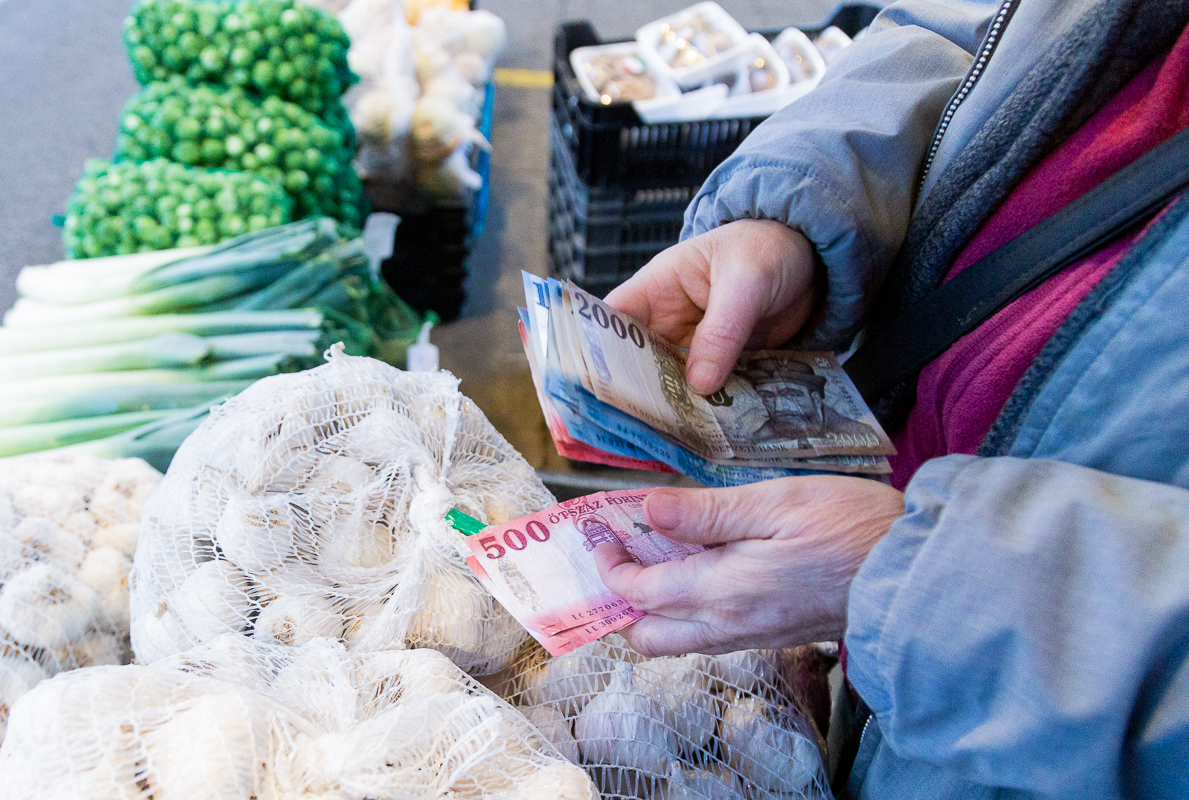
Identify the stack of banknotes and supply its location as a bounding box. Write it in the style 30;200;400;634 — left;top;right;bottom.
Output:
458;487;701;655
517;272;895;486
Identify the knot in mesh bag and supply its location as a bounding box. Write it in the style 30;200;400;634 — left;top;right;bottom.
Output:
130;346;555;674
0;453;161;746
493;635;834;800
0;634;599;800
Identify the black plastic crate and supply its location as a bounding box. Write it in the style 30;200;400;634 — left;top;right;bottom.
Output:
552;3;881;189
371;82;495;322
549;119;692;290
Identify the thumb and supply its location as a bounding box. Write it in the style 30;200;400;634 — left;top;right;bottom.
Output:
645;486;780;547
685;266;769;394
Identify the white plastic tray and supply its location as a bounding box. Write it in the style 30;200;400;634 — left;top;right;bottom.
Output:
772;26;828;85
635;1;751;88
569;41;680;105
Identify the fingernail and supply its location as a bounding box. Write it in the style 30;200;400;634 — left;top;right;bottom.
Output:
647;490;682;530
688;360;717;393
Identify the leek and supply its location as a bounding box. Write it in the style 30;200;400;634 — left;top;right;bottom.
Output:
0;381;250;428
0;410;172;457
204;330;324;360
0;310;323;355
0;333;213;380
15;246;210;304
0;355;293;402
68;406;212;473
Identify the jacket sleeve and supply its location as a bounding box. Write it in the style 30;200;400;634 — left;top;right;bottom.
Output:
845;454;1189;798
682;0;1001;349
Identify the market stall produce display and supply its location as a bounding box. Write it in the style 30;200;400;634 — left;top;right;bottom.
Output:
0;635;598;799
125;0;355;119
116;80;363;226
492;634;833;800
331;0;505;202
3;220;427;468
0;453;162;746
129;346;555;675
63;159;290;259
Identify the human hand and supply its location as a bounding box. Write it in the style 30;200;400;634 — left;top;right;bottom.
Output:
593;477;905;657
604;219;819;395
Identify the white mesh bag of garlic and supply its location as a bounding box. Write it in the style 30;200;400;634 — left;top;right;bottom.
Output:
487;634;834;800
0;634;598;799
129;346;554;674
0;452;161;745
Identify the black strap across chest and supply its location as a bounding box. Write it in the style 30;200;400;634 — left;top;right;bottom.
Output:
844;124;1189;402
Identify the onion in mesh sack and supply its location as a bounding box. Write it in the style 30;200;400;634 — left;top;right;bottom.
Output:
129;345;554;674
0;635;598;799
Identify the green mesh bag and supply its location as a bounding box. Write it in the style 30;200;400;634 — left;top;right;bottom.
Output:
63;159;290;258
115;80;363;227
124;0;355;119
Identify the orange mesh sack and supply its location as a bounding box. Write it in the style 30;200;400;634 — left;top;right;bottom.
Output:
129;345;554;674
0;453;161;745
490;634;834;800
0;634;598;799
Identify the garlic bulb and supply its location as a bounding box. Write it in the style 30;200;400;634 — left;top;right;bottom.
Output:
656;763;746;800
712;649;781;696
170;560;252;643
341;407;424;466
0;487;15;531
55;631;125;669
512;762;599;800
394;648;469;699
10;517;87;568
60;509;99;542
0;653;46;742
416;148;484;201
141;691;273;799
405;568;489;662
217;493;301;574
718;695;821;793
0;562;99;648
253;590;344;646
317;511;394;570
523;642;617;717
78;545;131;631
89;458;163;525
132;608;190;665
89;521;140;559
522;703;579;763
12;480;87;519
411;95;488;162
574;663;678;774
308;455;376;496
633;654;720;754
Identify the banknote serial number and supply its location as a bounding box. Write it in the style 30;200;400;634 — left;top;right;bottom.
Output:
575;293;646;349
479;521;551;559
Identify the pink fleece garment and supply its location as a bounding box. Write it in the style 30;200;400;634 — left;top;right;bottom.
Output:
889;25;1189;490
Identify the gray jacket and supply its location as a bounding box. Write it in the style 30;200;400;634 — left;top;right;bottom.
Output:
683;1;1189;796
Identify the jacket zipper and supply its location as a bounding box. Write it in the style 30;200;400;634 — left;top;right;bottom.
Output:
918;0;1018;193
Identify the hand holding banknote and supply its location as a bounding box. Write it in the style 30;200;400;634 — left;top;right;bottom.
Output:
520;270;894;482
592;477;906;657
456;489;705;656
605;219;821;394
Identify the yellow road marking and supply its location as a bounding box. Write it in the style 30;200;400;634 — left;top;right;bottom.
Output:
493;68;554;89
